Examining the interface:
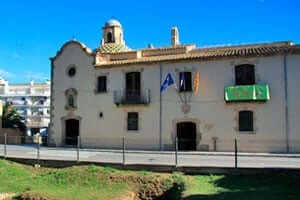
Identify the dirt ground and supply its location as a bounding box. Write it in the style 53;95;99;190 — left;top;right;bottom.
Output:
0;193;15;200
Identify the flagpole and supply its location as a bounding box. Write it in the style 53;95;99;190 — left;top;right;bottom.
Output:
159;64;162;151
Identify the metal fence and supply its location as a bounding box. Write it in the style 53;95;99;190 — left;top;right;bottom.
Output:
0;134;299;169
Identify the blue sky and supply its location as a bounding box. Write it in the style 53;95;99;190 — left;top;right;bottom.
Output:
0;0;299;83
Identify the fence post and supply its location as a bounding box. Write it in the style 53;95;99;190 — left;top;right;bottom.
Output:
122;136;126;166
37;135;40;166
175;136;178;167
4;133;7;159
234;137;238;169
77;136;80;163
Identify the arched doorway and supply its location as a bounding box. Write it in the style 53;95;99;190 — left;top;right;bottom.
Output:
65;119;79;146
177;122;196;151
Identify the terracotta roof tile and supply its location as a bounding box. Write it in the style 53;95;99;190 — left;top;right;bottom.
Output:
97;43;131;54
95;42;300;68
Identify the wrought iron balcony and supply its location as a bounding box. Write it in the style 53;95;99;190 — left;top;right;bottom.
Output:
114;89;151;105
225;84;270;102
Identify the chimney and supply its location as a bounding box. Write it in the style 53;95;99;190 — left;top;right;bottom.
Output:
171;26;179;46
148;43;154;49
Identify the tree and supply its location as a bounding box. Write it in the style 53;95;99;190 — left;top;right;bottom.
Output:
2;103;26;132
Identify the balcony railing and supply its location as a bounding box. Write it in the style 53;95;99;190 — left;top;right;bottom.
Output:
26;121;49;127
25;114;50;119
114;89;151;105
225;84;270;102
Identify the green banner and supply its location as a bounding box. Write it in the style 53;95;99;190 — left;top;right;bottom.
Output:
225;85;270;102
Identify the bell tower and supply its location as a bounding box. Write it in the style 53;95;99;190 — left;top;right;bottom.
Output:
101;19;125;45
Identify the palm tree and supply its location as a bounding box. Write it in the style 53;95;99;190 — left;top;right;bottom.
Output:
2;103;26;132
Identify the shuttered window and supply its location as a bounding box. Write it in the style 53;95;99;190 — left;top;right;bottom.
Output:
97;76;107;93
179;72;192;92
127;112;138;131
239;111;253;132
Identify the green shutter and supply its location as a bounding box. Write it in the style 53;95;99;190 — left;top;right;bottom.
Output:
225;85;270;102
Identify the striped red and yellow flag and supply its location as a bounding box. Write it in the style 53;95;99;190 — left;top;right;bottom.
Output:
194;72;199;93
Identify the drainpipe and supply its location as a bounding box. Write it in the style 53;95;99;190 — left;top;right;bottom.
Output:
283;55;289;153
159;64;163;151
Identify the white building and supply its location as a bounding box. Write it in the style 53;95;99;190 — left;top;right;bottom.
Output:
49;19;300;153
0;78;50;136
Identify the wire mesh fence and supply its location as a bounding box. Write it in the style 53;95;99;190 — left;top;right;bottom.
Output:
0;134;300;169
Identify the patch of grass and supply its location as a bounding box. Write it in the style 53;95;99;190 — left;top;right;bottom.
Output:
0;160;299;200
102;166;118;174
182;173;300;200
138;170;153;177
0;161;130;200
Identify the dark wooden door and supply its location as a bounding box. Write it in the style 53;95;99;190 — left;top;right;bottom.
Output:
126;72;141;101
177;122;196;151
65;119;79;146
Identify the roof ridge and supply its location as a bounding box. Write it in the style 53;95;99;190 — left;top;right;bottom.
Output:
50;40;93;61
193;41;293;52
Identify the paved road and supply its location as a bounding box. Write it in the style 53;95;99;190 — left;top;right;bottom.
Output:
0;144;300;168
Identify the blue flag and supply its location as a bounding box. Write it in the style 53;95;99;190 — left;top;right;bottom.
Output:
160;73;175;93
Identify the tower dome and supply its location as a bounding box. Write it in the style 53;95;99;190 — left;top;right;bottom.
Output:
99;19;130;53
104;19;122;27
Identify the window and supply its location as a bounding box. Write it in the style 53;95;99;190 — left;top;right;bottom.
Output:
107;32;113;43
65;88;77;110
126;72;141;100
127;112;138;131
235;64;255;85
97;76;107;93
179;72;192;92
67;95;75;108
68;67;76;77
239;111;253;132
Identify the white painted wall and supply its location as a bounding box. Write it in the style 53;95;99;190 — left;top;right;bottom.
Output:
50;42;300;152
287;55;300;152
159;57;286;152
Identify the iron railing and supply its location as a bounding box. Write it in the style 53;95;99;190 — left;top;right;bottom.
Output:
1;135;299;169
114;89;151;105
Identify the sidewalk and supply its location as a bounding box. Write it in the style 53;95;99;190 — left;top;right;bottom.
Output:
39;146;300;158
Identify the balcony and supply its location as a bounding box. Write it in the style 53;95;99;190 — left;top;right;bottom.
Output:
114;89;151;105
225;85;270;102
0;93;50;97
25;113;50;119
26;121;49;128
13;104;50;108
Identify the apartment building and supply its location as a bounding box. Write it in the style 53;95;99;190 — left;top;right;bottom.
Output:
0;78;50;136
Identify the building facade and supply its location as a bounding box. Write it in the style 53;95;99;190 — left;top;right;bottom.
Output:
49;19;300;153
0;78;50;136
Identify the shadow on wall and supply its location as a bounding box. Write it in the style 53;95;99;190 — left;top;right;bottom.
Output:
182;172;300;200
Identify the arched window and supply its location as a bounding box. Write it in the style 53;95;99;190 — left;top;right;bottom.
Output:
238;111;253;132
68;95;74;108
107;32;113;43
235;64;255;85
65;88;77;110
